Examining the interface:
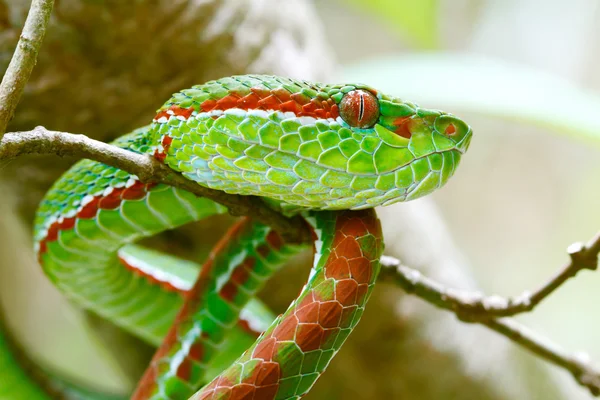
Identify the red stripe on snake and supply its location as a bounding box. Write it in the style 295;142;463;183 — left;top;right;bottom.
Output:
154;87;340;123
194;209;383;400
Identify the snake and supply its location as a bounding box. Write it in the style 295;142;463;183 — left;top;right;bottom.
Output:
1;75;472;400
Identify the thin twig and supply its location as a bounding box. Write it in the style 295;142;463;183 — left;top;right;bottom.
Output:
485;319;600;396
379;246;600;397
0;0;55;137
0;127;311;244
380;232;600;320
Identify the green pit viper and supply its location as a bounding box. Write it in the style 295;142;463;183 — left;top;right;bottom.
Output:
1;75;472;400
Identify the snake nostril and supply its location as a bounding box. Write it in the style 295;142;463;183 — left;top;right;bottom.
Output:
445;123;456;135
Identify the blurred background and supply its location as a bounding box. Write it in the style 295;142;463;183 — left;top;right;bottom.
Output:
1;0;600;399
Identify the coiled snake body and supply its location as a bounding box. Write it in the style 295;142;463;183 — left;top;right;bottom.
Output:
4;75;472;399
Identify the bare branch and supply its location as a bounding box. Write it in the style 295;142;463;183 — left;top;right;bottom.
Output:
0;0;55;138
485;319;600;396
380;233;600;319
379;244;600;397
0;127;311;244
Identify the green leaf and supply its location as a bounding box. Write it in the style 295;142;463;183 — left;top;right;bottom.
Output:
342;54;600;146
341;0;439;49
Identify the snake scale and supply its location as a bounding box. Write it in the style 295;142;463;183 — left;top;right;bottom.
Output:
1;75;472;399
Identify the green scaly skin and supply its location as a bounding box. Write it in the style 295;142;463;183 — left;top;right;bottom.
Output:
2;75;471;399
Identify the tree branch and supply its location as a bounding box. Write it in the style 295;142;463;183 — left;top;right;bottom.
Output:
0;0;55;138
379;236;600;397
485;319;600;396
380;232;600;320
0;127;311;244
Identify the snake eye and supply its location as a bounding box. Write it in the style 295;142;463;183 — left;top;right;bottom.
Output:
339;90;380;129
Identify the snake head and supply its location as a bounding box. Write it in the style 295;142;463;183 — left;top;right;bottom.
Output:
150;75;472;211
331;85;473;206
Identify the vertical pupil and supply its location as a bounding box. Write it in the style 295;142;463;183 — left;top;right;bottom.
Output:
339;90;379;129
358;93;364;124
